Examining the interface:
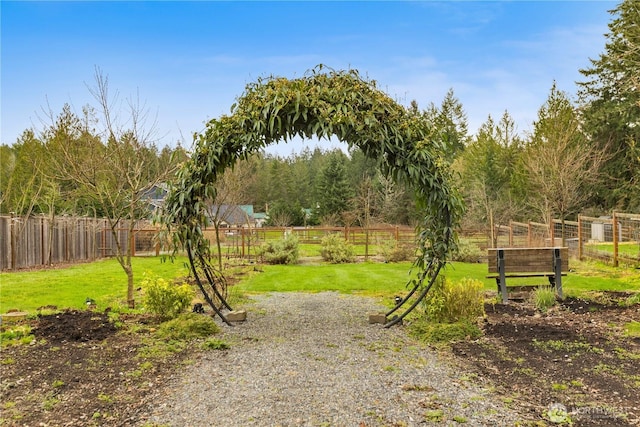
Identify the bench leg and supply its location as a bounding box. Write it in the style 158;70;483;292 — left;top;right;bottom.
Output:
553;248;564;300
496;278;508;304
497;249;508;304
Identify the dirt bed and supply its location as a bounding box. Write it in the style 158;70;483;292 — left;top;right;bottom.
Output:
452;293;640;426
1;292;639;426
0;310;191;426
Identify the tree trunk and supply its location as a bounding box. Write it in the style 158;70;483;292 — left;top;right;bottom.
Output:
125;264;135;309
214;222;223;271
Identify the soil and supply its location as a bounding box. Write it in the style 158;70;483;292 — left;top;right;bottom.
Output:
453;291;640;426
0;309;192;427
1;292;639;426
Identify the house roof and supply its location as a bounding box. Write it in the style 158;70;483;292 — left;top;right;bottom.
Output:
208;204;259;225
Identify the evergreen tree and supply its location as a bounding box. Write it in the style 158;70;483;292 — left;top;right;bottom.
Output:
316;150;353;224
456;112;522;245
577;0;640;210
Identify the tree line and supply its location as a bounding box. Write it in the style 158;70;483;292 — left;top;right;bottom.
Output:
1;1;637;307
2;0;638;234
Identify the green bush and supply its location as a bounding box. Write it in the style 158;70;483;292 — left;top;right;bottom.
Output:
425;277;485;323
258;234;299;265
142;273;194;320
531;286;557;312
320;233;355;263
156;312;219;341
451;238;484;263
379;241;415;263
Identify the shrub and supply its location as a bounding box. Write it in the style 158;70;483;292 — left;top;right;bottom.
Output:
320;233;355;263
531;286;557;312
379;241;415;263
451;238;484;263
424;277;485;323
258;234;299;265
142;273;194;320
156;312;219;341
410;319;482;344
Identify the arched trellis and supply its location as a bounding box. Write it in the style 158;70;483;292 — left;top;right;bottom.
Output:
162;66;464;327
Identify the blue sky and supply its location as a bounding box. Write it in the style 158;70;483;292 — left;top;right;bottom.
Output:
1;1;614;155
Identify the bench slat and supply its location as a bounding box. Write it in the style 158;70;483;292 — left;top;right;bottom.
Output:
487;247;568;303
488;247;568;273
487;272;567;278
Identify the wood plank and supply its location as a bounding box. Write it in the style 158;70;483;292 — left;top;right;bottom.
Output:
488;247;568;273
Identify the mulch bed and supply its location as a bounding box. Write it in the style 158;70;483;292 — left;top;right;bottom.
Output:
452;292;640;426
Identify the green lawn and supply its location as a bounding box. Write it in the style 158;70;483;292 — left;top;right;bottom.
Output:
2;256;638;314
0;256;190;312
584;242;640;258
237;259;640;298
237;261;416;296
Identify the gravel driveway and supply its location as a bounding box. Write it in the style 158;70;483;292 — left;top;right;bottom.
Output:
148;292;519;426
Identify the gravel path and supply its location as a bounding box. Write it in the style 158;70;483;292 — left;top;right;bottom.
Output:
148;292;520;426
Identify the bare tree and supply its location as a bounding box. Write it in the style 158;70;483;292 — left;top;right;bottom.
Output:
204;158;256;270
522;83;608;244
44;68;177;308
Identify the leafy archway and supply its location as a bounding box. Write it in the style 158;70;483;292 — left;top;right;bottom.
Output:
162;66;464;326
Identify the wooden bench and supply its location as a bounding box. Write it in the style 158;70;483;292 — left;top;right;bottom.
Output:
487;247;568;303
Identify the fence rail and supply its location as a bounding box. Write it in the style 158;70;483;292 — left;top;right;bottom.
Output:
495;212;640;266
0;215;157;271
1;214;418;270
202;225;416;259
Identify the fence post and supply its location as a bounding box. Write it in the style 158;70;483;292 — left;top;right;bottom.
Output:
509;221;514;247
550;219;555;247
130;232;135;257
9;212;15;270
612;211;619;267
577;215;583;260
101;221;106;258
241;227;246;258
64;218;69;262
528;221;532;247
41;216;45;266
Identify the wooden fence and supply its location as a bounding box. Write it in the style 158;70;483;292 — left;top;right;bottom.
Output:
495;212;640;266
1;215;417;270
0;214;157;271
205;225;417;259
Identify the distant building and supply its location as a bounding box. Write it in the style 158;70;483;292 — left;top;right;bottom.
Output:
253;212;268;227
207;204;266;228
141;183;169;215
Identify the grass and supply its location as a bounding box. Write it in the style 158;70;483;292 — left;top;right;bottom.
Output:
0;256;190;313
2;256;639;315
531;286;557;312
624;321;640;338
236;261;416;297
450;258;640;296
239;259;640;298
585;242;640;258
